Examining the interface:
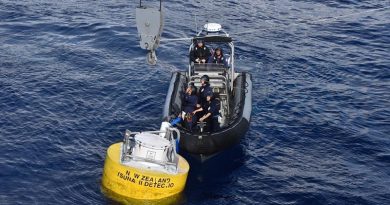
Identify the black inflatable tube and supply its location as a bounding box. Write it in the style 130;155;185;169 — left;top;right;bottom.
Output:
179;117;250;155
163;72;251;156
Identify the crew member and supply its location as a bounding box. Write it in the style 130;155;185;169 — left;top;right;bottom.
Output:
182;83;198;131
197;75;212;107
197;93;219;132
211;47;226;66
191;39;210;63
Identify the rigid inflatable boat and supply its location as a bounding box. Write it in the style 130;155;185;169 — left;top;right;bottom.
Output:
163;23;252;160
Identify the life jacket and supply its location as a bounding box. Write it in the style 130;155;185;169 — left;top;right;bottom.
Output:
204;99;219;118
213;55;225;64
199;84;212;105
183;94;198;113
194;46;209;59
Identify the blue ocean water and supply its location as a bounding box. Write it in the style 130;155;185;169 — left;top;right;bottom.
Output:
1;0;389;204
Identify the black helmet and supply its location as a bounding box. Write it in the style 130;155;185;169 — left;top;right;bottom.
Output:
200;75;209;83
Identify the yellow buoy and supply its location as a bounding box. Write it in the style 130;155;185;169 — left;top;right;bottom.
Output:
101;126;189;201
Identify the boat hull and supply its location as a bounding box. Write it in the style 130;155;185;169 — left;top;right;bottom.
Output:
179;117;250;155
163;72;252;158
101;143;189;200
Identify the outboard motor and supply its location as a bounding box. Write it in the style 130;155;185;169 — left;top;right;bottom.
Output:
136;0;164;65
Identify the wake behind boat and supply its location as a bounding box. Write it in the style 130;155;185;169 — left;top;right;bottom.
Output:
163;23;252;161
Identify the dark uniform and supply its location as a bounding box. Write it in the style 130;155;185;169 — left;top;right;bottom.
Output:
191;44;211;63
183;93;198;131
203;99;220;132
212;55;225;64
183;94;198;113
199;83;213;107
211;48;227;67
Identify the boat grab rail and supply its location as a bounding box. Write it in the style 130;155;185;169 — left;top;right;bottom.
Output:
190;74;228;85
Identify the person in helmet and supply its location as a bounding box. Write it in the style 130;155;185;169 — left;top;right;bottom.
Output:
191;39;211;63
193;75;213;123
182;83;198;131
198;93;220;132
198;75;213;107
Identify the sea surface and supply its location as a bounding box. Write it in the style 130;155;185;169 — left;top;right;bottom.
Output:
1;0;389;204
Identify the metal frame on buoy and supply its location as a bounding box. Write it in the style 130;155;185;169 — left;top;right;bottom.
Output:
101;124;189;200
121;126;181;174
